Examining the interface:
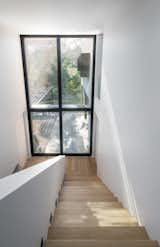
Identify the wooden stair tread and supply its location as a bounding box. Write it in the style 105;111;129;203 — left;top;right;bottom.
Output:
60;196;116;201
45;240;159;247
55;208;130;217
48;226;149;240
64;176;100;181
61;191;113;196
59;191;117;201
57;201;123;209
64;181;104;186
53;214;138;227
59;198;117;202
62;187;111;192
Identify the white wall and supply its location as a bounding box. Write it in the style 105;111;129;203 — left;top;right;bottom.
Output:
95;0;160;242
0;156;65;247
0;25;28;178
0;0;160;242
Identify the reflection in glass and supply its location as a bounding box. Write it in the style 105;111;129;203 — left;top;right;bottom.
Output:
31;112;60;153
62;111;91;153
61;38;93;108
25;38;58;108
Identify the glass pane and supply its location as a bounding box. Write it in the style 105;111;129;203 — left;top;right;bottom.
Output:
24;38;58;108
62;111;91;153
31;112;60;153
61;38;94;108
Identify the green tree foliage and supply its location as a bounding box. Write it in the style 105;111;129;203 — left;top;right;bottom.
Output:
61;56;82;105
29;40;83;106
41;56;82;105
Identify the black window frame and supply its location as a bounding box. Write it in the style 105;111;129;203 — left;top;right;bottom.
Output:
20;34;96;156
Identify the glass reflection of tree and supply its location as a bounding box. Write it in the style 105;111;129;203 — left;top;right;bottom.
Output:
63;112;89;153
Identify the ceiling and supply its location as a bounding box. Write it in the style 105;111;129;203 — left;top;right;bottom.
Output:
0;0;158;34
0;0;109;34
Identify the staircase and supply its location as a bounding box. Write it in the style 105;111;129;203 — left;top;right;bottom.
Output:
45;157;159;247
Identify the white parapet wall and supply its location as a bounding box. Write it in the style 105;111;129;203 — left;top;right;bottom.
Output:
0;155;65;247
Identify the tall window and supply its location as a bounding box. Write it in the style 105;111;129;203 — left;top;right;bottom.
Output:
21;35;96;155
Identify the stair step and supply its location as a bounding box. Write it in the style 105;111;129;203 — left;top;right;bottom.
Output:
53;214;138;227
48;226;148;240
64;181;104;186
55;208;130;217
61;190;113;196
63;186;112;193
59;194;117;202
57;201;123;210
45;240;159;247
64;176;100;181
63;185;108;190
60;191;116;201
